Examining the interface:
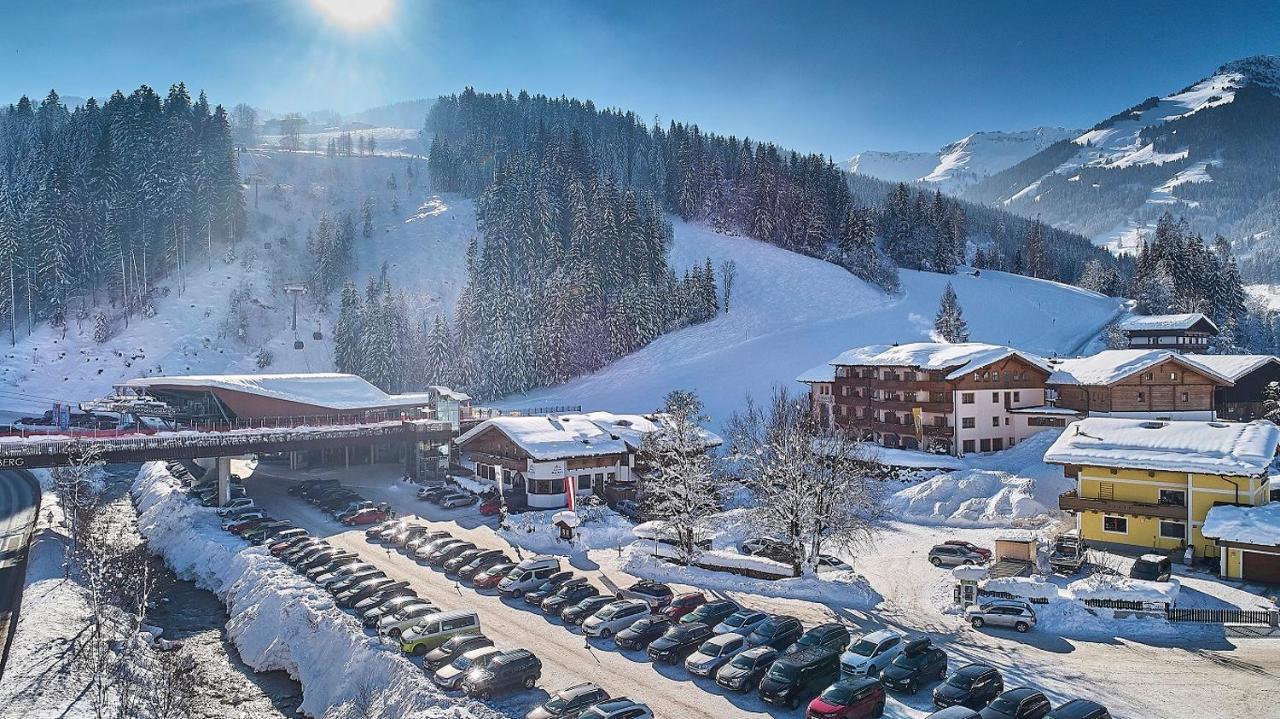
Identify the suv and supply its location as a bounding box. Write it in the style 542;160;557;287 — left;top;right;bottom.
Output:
839;629;903;677
524;572;578;605
662;592;706;621
647;622;713;664
616;580;674;610
979;687;1052;719
714;608;769;636
757;646;841;710
378;603;441;637
881;637;948;694
805;677;885;719
714;645;778;693
1129;553;1172;582
965;600;1036;633
929;543;987;567
462;648;542;700
579;699;653;719
613;616;672;650
423;633;494;671
788;622;851;654
499;557;561;597
581;599;650;638
1046;700;1111;719
746;614;804;650
933;664;1004;710
679;598;739;627
526;682;610;719
684;632;747;677
432;646;501;691
542;582;600;616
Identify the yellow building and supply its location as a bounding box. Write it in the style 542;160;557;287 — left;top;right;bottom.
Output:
1045;418;1278;563
1202;502;1280;583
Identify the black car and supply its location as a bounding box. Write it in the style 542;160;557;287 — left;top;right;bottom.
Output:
299;550;351;573
679;598;740;627
291;479;340;497
980;688;1052;719
338;578;402;608
613;616;671;650
934;664;1005;710
352;584;415;613
756;646;841;710
787;622;851;654
458;550;509;580
541;582;600;615
524;572;578;605
428;541;477;566
444;548;487;575
881;638;948;695
646;622;713;664
714;645;778;692
307;555;361;580
560;596;613;626
423;633;496;671
462;649;542;700
1046;700;1111;719
745;614;804;650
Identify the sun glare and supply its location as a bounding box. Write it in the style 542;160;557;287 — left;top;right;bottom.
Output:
309;0;394;30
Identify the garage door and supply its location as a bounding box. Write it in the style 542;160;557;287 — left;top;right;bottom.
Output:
1242;549;1280;584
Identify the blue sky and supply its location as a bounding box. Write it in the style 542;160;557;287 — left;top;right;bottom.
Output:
2;0;1277;158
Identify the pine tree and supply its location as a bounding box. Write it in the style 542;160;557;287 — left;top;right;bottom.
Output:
934;282;969;343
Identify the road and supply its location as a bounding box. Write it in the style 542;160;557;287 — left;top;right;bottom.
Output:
0;470;41;680
247;466;1280;719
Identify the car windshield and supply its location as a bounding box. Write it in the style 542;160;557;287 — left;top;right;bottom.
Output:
1131;560;1163;578
990;695;1024;713
724;612;751;627
766;662;798;681
450;655;478;670
819;683;858;705
729;653;760;669
596;604;622;618
541;694;573;712
893;652;928;668
848;639;878;657
946;673;975;689
506;568;526;581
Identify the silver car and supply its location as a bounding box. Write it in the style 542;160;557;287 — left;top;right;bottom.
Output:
965;600;1037;632
928;544;987;567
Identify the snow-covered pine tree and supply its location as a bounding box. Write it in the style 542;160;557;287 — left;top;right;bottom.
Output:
636;390;721;562
934;282;969;343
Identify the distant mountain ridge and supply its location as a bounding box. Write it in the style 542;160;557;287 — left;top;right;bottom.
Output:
849;126;1079;192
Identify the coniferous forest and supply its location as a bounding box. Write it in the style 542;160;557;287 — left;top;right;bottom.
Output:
0;85;244;344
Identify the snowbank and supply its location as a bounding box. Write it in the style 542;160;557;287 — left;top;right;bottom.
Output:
1202;501;1280;547
499;506;637;556
888;470;1057;527
1067;574;1181;605
131;462;501;719
980;575;1060;601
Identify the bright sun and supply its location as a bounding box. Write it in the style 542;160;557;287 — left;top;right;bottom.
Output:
309;0;394;30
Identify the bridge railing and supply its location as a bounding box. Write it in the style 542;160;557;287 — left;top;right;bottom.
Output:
5;408;437;441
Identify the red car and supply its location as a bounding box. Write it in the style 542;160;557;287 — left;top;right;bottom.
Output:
341;508;388;526
479;496;502;516
944;540;993;561
662;592;706;621
228;517;270;534
806;677;885;719
472;562;516;589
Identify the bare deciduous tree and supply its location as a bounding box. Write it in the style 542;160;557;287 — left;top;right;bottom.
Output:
637;390;722;563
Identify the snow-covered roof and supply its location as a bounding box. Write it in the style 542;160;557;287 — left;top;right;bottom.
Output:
1118;313;1219;333
1047;350;1234;386
124;373;435;410
1202;502;1280;547
455;411;721;461
1044;418;1280;477
826;342;1051;380
428;385;472;402
1180;354;1280;382
795;362;836;383
1007;405;1083;416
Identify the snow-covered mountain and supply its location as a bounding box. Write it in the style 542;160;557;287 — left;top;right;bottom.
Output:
962;55;1280;264
849;127;1079;192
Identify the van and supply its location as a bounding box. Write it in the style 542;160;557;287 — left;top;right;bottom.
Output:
757;646;841;710
498;556;561;598
400;609;481;655
1129;553;1172;582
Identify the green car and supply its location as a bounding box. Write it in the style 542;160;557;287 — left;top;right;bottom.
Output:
399;610;481;655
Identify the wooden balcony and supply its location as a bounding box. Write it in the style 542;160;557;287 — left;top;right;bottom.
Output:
1058;491;1188;520
871;421;953;438
871;379;950;392
871;398;954;414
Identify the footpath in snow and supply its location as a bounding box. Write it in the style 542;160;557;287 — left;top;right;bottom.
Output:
131;462;501;719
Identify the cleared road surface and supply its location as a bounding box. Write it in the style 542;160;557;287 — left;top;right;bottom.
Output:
0;470;41;679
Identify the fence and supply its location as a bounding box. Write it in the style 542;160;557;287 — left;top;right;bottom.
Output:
977;589;1049;605
1166;607;1279;626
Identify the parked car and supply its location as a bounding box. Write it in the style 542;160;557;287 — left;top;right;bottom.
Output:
479;496;503;516
427;541;477;566
840;629;905;677
336;577;400;608
880;638;948;694
462;648;542;700
541;582;600;616
683;632;747;676
757;646;841;710
1129;553;1172;582
615;580;673;610
290;479;339;497
561;595;614;627
433;646;502;691
474;562;517;589
745;614;804;650
499;556;562;598
351;584;414;613
713;608;769;636
978;688;1052;719
646;622;714;664
965;600;1037;633
805;676;886;719
423;632;495;670
445;548;489;575
268;532;311;555
407;530;452;553
943;540;993;561
927;709;983;719
361;596;422;626
929;543;988;567
325;568;383;593
741;536;793;563
415;536;460;561
400;610;482;655
613;616;672;650
439;492;479;509
578;698;653;719
1046;699;1111;719
788;622;851;654
524;572;578;605
222;511;265;531
714;645;777;693
380;603;443;639
306;555;361;580
341;508;387;525
335;500;376;519
581;599;650;638
933;664;1004;710
614;500;640;520
244;521;295;543
365;519;399;539
458;550;510;580
525;682;610;719
215;497;254;515
679;598;739;627
662;592;706;621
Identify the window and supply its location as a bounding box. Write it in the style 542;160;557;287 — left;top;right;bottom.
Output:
992;392;1000;403
993;371;1001;382
1169;372;1178;381
577;475;592;490
962;440;976;453
979;439;992;452
1181;392;1189;403
1159;521;1187;540
1143;372;1154;381
1004;417;1010;425
1103;515;1128;534
992;417;1000;427
1158;489;1186;506
962;417;975;429
1137;391;1145;402
1012;391;1021;403
961;393;975;404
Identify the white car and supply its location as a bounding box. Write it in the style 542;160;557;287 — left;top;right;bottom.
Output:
378;603;441;638
580;599;650;638
580;698;653;719
220;510;265;530
432;646;501;690
713;609;769;636
215;497;254;516
683;632;747;676
839;629;904;677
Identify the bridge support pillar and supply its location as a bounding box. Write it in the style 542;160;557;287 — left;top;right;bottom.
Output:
216;456;232;506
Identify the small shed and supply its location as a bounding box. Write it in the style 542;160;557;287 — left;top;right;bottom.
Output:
995;531;1038;563
553;510;580;541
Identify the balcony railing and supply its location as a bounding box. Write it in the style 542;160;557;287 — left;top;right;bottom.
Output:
1058;491;1188;520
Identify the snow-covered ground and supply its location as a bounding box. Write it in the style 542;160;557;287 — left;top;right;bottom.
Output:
495;221;1124;429
850;127;1080;192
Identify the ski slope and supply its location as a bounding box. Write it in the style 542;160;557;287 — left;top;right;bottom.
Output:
495;220;1125;429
